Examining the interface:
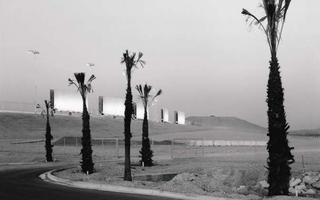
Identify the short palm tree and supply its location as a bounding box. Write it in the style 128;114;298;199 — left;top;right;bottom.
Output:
37;100;55;162
242;0;294;196
68;72;96;174
136;83;162;166
121;50;145;181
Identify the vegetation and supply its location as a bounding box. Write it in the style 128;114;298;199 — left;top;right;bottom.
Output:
242;0;294;196
121;50;145;181
68;72;96;174
37;100;55;162
135;83;162;166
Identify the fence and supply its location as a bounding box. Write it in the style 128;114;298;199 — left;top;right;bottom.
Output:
170;138;268;159
2;137;320;166
53;137;156;159
53;137;269;159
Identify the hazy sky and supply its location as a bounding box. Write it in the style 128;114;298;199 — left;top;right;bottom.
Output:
1;0;320;130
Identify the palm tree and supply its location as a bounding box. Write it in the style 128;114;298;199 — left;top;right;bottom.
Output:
68;72;96;174
242;0;294;196
37;100;55;162
121;50;145;181
135;83;162;167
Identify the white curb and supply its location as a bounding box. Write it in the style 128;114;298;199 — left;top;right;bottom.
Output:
40;169;239;200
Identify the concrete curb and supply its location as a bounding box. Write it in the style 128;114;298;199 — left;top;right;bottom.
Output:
40;169;239;200
0;162;38;166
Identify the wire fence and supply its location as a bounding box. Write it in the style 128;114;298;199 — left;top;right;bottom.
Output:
1;137;319;167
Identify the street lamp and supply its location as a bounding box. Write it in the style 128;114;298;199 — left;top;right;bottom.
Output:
28;50;40;114
86;62;94;115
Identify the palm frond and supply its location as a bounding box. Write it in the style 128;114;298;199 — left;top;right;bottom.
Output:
137;52;146;68
149;89;163;107
135;85;143;96
68;78;79;89
154;89;163;98
74;72;85;85
254;16;267;25
283;0;291;21
143;84;152;97
87;74;96;84
242;8;271;52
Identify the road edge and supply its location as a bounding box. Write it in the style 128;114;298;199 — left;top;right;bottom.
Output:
39;169;236;200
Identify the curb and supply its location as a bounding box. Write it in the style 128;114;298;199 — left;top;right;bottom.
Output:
0;162;38;166
40;169;238;200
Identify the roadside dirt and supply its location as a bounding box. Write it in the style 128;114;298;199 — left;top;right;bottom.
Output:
55;157;320;200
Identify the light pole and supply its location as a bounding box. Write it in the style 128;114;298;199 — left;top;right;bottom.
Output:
28;50;40;114
87;62;94;115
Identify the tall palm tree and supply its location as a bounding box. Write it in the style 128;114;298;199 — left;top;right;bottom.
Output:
242;0;294;196
37;100;55;162
135;83;162;167
121;50;145;181
68;72;96;174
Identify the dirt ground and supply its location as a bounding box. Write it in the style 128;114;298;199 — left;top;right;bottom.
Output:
54;156;320;200
1;137;320;200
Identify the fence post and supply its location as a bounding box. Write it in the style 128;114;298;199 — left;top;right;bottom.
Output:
64;138;65;147
202;138;204;157
116;138;119;158
102;138;103;149
76;138;77;147
171;138;174;159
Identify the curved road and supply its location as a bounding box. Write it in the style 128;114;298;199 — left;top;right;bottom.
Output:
0;166;179;200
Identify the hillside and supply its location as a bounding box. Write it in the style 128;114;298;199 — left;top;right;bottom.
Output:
290;128;320;137
0;113;210;139
186;116;267;133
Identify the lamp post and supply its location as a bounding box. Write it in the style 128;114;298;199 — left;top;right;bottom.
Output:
87;62;94;115
28;50;40;114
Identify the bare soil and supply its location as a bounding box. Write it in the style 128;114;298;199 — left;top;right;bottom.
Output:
55;157;320;200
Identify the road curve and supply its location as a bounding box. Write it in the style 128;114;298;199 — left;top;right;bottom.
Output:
0;166;179;200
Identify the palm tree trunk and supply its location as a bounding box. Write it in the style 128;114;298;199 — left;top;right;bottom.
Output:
81;99;94;174
266;56;294;196
140;106;153;166
45;106;53;162
124;73;132;181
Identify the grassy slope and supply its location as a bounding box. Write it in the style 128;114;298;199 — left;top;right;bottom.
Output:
0;112;210;139
186;116;267;133
0;113;273;141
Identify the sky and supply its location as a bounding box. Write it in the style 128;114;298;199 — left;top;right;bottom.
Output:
0;0;320;130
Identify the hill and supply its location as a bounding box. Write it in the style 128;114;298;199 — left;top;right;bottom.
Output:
290;128;320;137
0;112;210;139
186;116;267;133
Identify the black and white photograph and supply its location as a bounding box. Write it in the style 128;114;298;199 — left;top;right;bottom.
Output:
0;0;320;199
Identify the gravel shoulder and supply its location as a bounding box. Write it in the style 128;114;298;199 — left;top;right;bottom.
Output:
54;157;320;200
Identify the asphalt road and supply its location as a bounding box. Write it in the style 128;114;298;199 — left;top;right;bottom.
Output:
0;166;179;200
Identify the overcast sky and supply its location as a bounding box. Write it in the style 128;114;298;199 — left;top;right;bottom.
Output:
1;0;320;130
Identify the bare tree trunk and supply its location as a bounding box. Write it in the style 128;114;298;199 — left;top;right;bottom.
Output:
124;72;132;181
45;101;53;162
267;56;294;196
140;106;153;166
81;99;94;174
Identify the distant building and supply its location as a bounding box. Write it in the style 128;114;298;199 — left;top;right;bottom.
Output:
98;96;145;119
161;108;169;122
98;96;125;117
50;89;85;113
174;111;185;125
